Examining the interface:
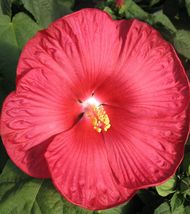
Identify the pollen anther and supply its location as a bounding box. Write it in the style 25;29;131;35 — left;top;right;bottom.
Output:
86;105;111;133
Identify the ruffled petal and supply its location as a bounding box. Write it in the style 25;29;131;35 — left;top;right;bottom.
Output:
92;18;190;189
16;9;128;100
1;68;81;177
95;19;189;117
45;118;135;210
103;105;189;189
3;133;52;178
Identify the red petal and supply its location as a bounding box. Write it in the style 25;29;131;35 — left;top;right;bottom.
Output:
95;19;189;117
45;119;135;210
92;18;190;189
3;134;52;178
103;106;189;189
1;68;81;177
16;9;125;100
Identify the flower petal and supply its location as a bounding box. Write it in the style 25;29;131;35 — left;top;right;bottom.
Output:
95;19;189;117
1;68;81;177
3;131;52;178
45;118;135;210
16;9;127;100
93;19;190;189
103;106;189;189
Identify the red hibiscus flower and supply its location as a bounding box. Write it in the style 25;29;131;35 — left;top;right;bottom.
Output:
0;9;190;210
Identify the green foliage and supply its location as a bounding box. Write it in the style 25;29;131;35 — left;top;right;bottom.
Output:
0;0;12;16
156;176;177;197
149;0;161;7
0;12;41;108
173;30;190;59
185;0;190;16
180;177;190;198
12;12;41;49
0;14;19;91
170;193;185;214
121;0;150;21
151;10;176;33
22;0;75;28
0;161;92;214
154;202;171;214
99;204;125;214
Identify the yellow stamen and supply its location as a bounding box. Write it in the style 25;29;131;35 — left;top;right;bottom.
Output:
86;105;111;133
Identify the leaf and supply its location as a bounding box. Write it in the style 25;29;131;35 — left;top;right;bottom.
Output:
100;204;126;214
170;192;185;214
22;0;74;28
185;0;190;16
36;180;92;214
154;202;171;214
123;0;150;22
0;14;19;92
122;0;176;35
0;12;40;97
0;0;12;16
152;10;177;33
155;176;177;197
180;177;190;197
0;160;43;214
149;0;160;7
185;206;190;214
0;161;92;214
12;12;41;49
173;30;190;59
0;0;21;16
0;5;2;15
103;6;117;19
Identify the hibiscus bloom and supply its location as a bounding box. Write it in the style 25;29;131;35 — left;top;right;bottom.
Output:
0;8;190;210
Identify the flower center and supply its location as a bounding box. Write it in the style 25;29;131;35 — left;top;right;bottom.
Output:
83;97;111;133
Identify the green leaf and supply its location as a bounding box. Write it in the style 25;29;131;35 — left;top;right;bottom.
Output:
122;0;176;35
22;0;74;28
149;0;160;7
155;176;177;197
123;0;151;22
0;160;43;214
12;12;41;49
0;0;21;16
103;6;117;19
170;192;185;214
180;177;190;197
173;30;190;59
154;202;171;214
100;203;127;214
0;0;12;16
185;206;190;214
152;10;177;33
0;161;92;214
0;12;40;96
0;5;2;15
0;14;19;92
35;180;92;214
185;0;190;16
